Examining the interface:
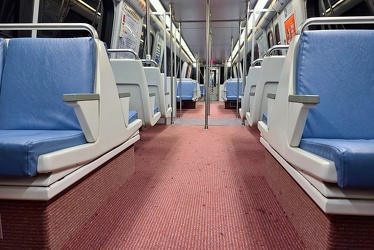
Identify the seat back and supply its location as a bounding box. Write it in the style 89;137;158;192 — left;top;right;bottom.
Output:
247;66;262;113
144;67;169;117
110;59;161;126
248;55;285;126
177;79;197;100
224;79;242;101
296;30;374;139
0;38;96;130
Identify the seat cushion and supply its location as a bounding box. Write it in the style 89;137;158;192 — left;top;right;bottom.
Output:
129;110;138;124
0;130;86;177
300;138;374;189
262;112;268;125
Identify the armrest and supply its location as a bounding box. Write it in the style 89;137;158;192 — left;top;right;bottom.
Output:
287;95;320;146
119;92;131;98
118;92;131;127
289;95;319;104
149;93;157;116
165;92;170;95
264;93;277;129
63;93;99;102
63;93;100;142
267;93;276;99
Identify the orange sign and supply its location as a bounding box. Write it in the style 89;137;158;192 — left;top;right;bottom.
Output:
284;14;296;45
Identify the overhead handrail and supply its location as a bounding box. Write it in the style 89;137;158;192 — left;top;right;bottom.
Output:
107;49;139;59
265;45;289;56
251;59;263;67
0;23;99;39
297;16;374;34
141;59;159;67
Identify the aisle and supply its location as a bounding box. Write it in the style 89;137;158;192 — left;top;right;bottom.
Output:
64;125;305;249
175;101;242;126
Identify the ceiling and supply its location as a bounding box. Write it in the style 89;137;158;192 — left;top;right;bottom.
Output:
159;0;248;64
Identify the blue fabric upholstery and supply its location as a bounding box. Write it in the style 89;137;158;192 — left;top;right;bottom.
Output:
300;139;374;189
129;111;138;124
0;38;96;130
0;38;95;177
176;80;196;101
154;107;159;114
262;112;268;125
0;130;86;177
296;30;374;189
0;38;6;82
200;85;205;96
297;30;374;139
225;80;242;101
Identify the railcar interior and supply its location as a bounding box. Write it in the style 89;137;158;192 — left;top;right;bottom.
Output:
1;0;374;249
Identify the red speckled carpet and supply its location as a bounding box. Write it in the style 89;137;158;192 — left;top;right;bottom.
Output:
63;103;305;249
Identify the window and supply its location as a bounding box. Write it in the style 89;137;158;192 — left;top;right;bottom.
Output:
254;44;259;61
0;0;114;44
274;24;280;45
0;0;33;37
306;0;373;29
267;31;274;49
39;0;104;38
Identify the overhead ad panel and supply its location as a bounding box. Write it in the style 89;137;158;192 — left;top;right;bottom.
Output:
117;3;143;58
126;0;146;17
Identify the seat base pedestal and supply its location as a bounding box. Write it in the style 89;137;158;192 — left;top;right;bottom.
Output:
264;150;374;249
0;145;135;250
177;100;196;109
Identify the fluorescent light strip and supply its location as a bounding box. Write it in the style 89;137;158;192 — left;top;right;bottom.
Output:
150;0;196;62
229;0;267;63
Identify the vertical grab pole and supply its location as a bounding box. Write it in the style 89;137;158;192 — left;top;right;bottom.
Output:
230;37;234;78
170;4;174;124
196;61;200;96
251;10;255;64
236;21;241;119
32;0;40;38
179;23;182;118
242;2;249;125
243;0;248;96
146;0;151;61
174;20;177;118
163;12;167;98
204;0;210;129
208;30;213;115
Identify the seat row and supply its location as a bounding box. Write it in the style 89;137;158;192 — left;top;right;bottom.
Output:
255;16;374;248
222;78;243;109
247;17;374;217
0;25;170;200
176;78;201;109
240;45;288;125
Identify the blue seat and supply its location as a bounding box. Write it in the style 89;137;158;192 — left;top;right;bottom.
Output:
0;37;96;177
296;30;374;188
224;79;242;101
200;85;205;96
129;110;138;124
262;112;268;125
176;79;198;101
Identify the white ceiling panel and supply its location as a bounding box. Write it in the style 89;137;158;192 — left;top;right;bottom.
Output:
160;0;247;64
